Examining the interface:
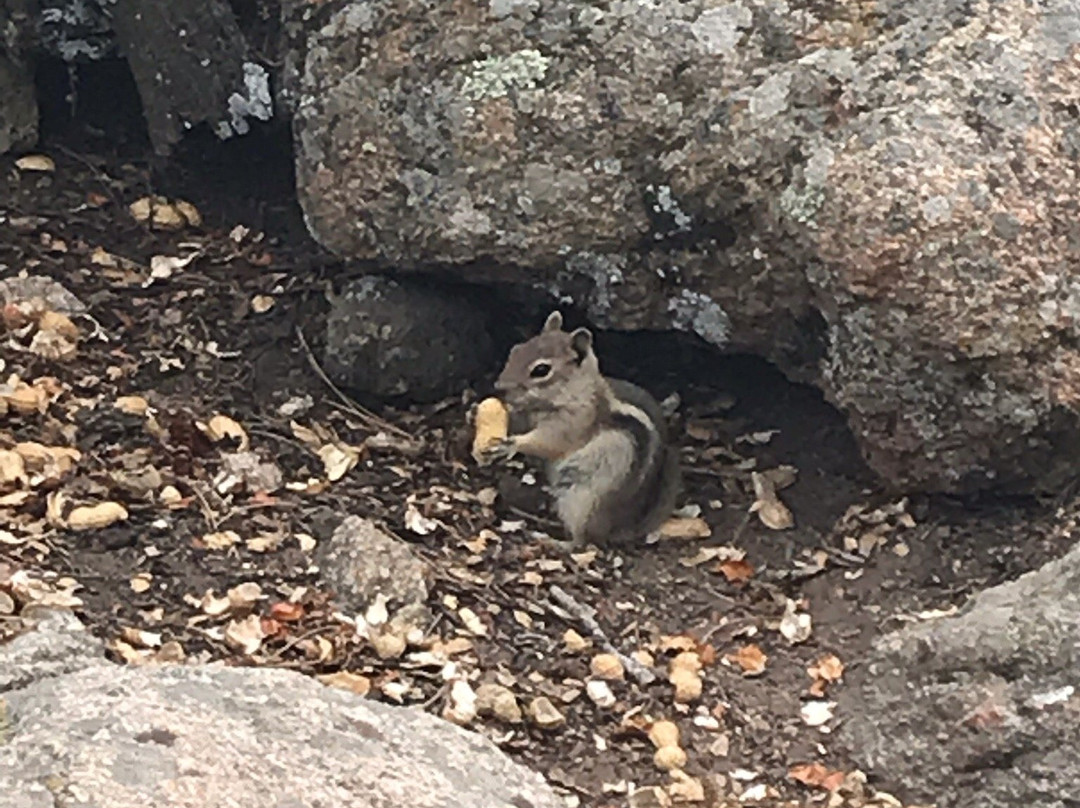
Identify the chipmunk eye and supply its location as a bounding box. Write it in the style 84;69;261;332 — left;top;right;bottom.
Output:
529;362;552;379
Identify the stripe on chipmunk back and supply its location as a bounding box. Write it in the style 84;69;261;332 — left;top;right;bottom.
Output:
609;399;657;474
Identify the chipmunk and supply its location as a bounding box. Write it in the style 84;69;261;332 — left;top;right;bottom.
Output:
480;310;680;550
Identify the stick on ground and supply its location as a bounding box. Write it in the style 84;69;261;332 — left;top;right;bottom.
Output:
547;585;657;686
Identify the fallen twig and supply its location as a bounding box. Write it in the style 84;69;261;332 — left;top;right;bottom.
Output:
547;584;657;686
294;326;414;441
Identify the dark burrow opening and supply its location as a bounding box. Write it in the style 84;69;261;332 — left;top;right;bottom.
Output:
566;327;878;540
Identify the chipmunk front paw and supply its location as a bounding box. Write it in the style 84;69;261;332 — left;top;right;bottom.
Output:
476;437;518;465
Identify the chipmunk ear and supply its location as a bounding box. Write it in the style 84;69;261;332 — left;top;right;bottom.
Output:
569;327;593;362
542;311;563;332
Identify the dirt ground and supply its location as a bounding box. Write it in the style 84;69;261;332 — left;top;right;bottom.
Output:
2;116;1076;808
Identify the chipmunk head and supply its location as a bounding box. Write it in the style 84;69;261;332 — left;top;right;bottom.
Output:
494;311;599;407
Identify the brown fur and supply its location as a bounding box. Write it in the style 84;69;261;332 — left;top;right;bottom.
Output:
491;311;681;549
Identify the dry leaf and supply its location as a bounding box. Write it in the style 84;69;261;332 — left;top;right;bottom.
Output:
37;310;79;339
750;470;795;530
15;442;80;481
462;533;491;554
808;654;845;697
458;607;487;637
67;501;128;530
2;379;52;414
752;499;794;530
473;684;523;723
586;679;616;708
202;414;249;450
318;442;359;482
171;199;200;226
0;491;32;507
808;653;844;682
669;774;706;803
201;530;240;550
0;529;23;545
115;395;149;416
800;701;836;727
28;328;77;361
224;614;265;655
658;634;699;654
119;626;162;648
371;631;406;659
246;534;282;553
404;502;440;535
736;429;778;446
657;516;711;540
15;154;55;172
130;196;200;230
130;572;152;593
679;545;744;568
727;644;768;677
443;678;478;725
110;639;146;664
717;558;755;583
779;599;812;644
159;485;184;506
788;763;846;792
526;696;565;729
289;421;322;447
251;295;275;313
317;670;372;696
0;450;27;487
270;601;305;622
198;591;232;616
148;252;198;282
288;421;364;481
227;582;262;610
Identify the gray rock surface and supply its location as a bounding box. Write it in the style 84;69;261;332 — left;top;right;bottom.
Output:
0;611;562;808
324;275;494;401
37;0;115;62
0;608;105;691
837;542;1080;808
316;515;432;624
292;0;1080;494
0;0;38;155
110;0;272;155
